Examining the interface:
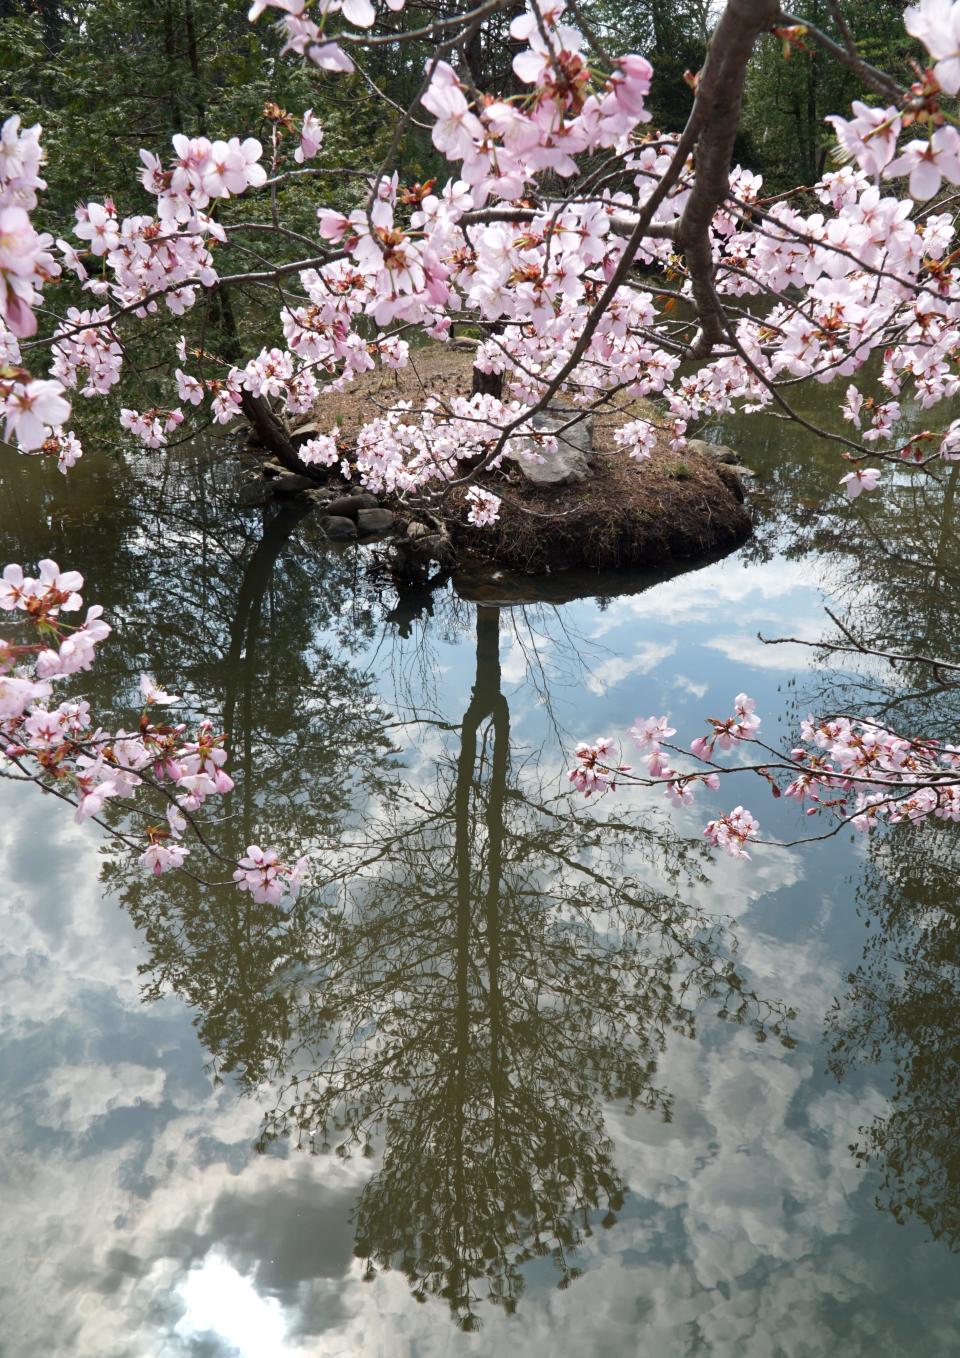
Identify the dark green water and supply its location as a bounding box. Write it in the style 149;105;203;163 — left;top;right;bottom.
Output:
1;400;959;1355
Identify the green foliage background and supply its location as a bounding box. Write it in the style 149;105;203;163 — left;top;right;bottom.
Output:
0;0;925;238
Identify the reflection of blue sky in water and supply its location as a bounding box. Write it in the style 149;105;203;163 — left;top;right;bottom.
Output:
2;520;960;1355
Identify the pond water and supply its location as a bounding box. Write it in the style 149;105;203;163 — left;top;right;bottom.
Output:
1;396;959;1356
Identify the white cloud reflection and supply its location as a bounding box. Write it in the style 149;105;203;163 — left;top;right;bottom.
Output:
0;546;958;1358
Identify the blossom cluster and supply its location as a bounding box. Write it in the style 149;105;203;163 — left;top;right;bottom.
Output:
189;0;960;501
789;713;960;830
250;0;408;76
420;45;654;205
0;559;307;902
51;306;123;398
0;117;74;468
567;738;631;797
351;392;558;496
0;122;271;460
569;691;960;859
234;844;308;905
57;130;266;334
0;116;55;339
464;485;502;527
703;806;760;859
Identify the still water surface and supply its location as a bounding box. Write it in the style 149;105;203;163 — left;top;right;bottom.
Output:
1;402;959;1356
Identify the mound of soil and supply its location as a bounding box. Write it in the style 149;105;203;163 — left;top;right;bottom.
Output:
292;347;753;574
447;445;751;573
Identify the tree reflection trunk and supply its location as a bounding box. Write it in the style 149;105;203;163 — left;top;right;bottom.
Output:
222;501;311;841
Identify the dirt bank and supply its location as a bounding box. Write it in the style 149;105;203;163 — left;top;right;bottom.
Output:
278;348;753;573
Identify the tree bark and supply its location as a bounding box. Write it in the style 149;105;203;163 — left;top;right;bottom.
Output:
676;0;782;355
239;390;321;477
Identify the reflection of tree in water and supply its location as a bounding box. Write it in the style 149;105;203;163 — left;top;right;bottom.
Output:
827;827;960;1251
115;536;792;1326
94;464;396;1076
712;393;960;718
758;431;960;754
740;413;960;1255
754;427;960;1251
45;446;789;1325
800;464;960;733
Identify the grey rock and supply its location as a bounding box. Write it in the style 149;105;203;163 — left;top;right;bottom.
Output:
688;438;740;465
290;420;321;441
417;533;455;568
319;514;358;541
259;459;287;478
510;406;593;485
397;523;454;567
271;471;320;497
715;463;745;502
305;488;334;505
356;508;395;535
325;492;380;517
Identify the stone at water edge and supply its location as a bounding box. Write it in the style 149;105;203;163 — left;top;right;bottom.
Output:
325;492;381;516
686;439;740;465
357;508;395;535
320;515;358;541
399;519;455;568
510;406;593;486
715;462;745;502
271;471;322;497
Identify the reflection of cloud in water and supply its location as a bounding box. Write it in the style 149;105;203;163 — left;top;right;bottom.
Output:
176;1254;289;1357
705;629;823;673
0;762;954;1358
695;837;805;919
0;1079;367;1356
580;775;807;922
230;1018;922;1358
34;1062;166;1135
586;557;827;638
582;641;677;696
0;789;146;1035
673;673;709;700
500;626;553;686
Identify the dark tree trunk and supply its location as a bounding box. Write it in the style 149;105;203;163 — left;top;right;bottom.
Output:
471;365;503;399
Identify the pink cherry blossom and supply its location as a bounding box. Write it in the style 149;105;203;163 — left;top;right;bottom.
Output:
74;201;120;256
840;466;881;499
2;379;70;450
465;485;502;527
422;67;485;160
140;673;180;705
295;109;324;163
905;0;960;95
140;842;190;875
628;715;676;753
887;126;960;200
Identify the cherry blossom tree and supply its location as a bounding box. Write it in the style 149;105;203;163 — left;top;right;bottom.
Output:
4;0;960;874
